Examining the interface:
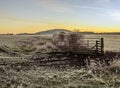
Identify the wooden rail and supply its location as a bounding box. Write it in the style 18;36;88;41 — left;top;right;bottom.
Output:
67;37;104;55
96;38;104;54
52;34;104;55
83;38;104;55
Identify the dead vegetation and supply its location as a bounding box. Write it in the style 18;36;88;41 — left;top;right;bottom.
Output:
0;34;120;88
52;32;88;53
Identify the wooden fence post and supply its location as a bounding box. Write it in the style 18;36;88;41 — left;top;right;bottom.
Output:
96;40;98;54
87;40;89;48
101;38;104;54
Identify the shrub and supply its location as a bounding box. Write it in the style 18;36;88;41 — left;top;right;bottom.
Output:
52;31;86;52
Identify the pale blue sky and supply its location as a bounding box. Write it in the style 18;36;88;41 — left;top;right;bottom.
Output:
0;0;120;33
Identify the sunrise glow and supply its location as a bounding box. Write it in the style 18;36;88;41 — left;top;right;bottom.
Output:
0;0;120;34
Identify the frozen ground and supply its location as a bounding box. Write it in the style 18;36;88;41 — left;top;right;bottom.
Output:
0;35;120;88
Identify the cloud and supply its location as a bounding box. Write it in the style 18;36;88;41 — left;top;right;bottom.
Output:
72;6;107;10
0;14;44;24
72;5;120;12
35;0;71;13
106;10;120;20
72;4;120;21
95;0;111;3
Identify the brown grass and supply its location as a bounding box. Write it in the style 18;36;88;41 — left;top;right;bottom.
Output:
0;34;120;88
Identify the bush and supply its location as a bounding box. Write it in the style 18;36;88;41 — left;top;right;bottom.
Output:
52;32;86;52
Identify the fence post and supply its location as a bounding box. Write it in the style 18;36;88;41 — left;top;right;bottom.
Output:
96;40;98;54
101;38;104;54
87;40;89;48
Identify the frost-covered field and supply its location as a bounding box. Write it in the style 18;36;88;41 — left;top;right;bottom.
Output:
84;34;120;52
0;35;120;88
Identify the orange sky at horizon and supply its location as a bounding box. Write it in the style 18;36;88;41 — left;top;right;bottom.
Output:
1;24;120;34
0;13;120;34
1;0;120;34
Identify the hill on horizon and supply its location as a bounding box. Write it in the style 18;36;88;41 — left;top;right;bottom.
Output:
15;29;120;35
35;29;72;35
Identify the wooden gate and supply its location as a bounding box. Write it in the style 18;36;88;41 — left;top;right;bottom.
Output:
72;38;104;54
52;32;104;55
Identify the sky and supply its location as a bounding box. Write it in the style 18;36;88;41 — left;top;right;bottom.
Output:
0;0;120;34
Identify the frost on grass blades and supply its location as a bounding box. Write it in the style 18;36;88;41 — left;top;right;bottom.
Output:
0;33;120;88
